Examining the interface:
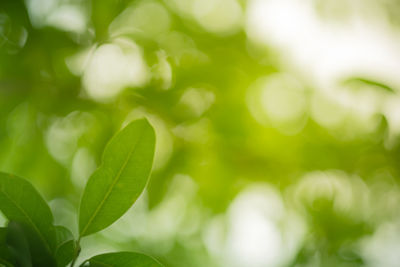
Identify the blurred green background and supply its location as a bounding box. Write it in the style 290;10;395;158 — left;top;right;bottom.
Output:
1;0;400;266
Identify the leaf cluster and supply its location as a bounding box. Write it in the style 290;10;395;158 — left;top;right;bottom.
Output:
0;119;161;267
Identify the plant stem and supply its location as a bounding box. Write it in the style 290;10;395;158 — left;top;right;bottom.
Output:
70;238;81;267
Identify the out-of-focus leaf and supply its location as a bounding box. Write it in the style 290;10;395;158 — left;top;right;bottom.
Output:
0;227;15;267
85;251;163;267
79;119;156;237
0;257;14;267
6;222;31;267
54;226;75;267
342;77;395;93
0;173;56;266
91;0;129;41
55;226;73;245
9;221;56;266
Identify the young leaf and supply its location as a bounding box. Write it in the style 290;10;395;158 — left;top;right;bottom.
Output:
54;226;76;267
0;173;56;256
79;119;156;237
84;251;163;267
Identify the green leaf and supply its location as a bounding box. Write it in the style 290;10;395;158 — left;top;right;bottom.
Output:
79;119;156;237
0;227;15;267
5;222;31;267
0;173;56;261
85;251;163;267
54;226;76;267
0;258;14;267
342;77;395;93
55;226;73;245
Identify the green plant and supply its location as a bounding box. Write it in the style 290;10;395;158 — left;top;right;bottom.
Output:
0;119;162;267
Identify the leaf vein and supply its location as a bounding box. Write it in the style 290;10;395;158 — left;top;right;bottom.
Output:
80;126;144;236
0;186;52;253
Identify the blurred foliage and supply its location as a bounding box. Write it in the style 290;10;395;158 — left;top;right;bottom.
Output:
1;0;400;266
